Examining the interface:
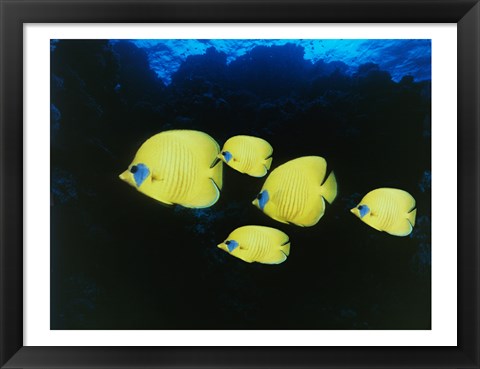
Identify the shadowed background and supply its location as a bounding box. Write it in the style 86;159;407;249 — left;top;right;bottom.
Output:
51;39;431;329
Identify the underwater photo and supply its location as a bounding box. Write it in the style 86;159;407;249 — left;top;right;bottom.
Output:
50;39;431;330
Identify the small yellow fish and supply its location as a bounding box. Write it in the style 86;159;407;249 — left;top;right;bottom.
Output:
252;156;337;227
119;129;223;208
219;135;273;177
350;188;417;236
217;225;290;264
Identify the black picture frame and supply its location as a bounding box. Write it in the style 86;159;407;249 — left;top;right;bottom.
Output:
1;0;479;368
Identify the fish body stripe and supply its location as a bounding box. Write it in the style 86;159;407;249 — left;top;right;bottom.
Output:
275;168;307;221
172;140;184;200
376;194;398;231
160;138;196;202
248;234;258;261
239;139;255;173
247;229;269;261
238;140;248;172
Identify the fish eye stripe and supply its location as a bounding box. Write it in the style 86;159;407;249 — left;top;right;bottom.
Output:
258;190;269;210
133;163;150;187
222;151;233;163
358;204;370;218
226;240;239;252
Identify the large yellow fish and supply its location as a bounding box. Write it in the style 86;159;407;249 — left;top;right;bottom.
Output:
119;130;223;208
252;156;337;227
219;135;273;177
217;225;290;264
350;188;417;236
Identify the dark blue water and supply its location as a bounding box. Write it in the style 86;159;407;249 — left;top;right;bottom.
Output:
51;39;431;329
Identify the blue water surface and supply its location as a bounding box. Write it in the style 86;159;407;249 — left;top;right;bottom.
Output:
125;39;431;84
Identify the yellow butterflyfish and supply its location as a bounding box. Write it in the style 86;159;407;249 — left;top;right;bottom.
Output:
350;188;417;236
119;129;223;208
219;135;273;177
252;156;337;227
218;225;290;264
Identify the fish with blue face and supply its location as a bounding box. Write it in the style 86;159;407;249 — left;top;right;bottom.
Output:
119;129;223;208
219;135;273;177
217;225;290;264
252;156;337;227
350;188;416;236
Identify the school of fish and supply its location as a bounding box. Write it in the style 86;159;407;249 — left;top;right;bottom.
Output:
120;129;417;265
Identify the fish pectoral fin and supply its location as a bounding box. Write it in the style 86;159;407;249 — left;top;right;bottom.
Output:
151;173;164;182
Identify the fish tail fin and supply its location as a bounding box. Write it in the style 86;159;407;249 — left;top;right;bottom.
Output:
264;156;273;170
320;171;337;204
407;208;417;227
281;241;291;256
210;157;223;190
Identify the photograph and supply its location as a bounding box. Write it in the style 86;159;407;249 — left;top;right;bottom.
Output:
50;38;432;330
2;0;480;366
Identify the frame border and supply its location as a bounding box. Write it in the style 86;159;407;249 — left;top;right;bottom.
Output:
1;0;479;368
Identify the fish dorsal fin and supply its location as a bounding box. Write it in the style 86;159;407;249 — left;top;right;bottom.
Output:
284;156;327;182
226;135;273;157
